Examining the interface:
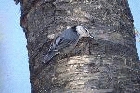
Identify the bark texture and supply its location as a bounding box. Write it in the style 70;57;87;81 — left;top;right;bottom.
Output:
19;0;140;93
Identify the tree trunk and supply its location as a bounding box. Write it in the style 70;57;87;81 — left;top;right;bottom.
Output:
19;0;140;93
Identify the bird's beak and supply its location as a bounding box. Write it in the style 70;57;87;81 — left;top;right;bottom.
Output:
85;28;94;38
89;33;94;38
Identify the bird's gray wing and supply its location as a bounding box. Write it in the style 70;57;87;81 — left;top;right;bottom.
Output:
44;29;79;63
56;38;77;51
50;29;79;51
44;37;77;63
48;36;61;52
49;36;77;52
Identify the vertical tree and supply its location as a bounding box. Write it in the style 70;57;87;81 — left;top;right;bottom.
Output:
17;0;140;92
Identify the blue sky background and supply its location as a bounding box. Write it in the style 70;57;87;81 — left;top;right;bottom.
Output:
0;0;30;93
128;0;140;58
0;0;139;93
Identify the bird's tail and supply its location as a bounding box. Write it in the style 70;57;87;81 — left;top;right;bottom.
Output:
43;51;57;64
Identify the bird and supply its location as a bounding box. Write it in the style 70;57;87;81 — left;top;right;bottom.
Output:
43;25;93;63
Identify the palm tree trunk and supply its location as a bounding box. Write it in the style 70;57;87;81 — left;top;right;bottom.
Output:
19;0;140;93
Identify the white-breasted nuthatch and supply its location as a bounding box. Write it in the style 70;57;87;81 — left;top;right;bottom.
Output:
43;25;93;63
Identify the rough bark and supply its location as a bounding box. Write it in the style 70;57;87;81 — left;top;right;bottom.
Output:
19;0;140;93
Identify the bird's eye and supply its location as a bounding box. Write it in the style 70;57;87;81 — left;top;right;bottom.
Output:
84;28;88;32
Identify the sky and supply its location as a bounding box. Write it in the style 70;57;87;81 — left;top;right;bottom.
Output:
128;0;140;58
0;0;140;93
0;0;31;93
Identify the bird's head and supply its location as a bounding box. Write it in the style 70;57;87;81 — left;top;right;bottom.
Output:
75;26;93;38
